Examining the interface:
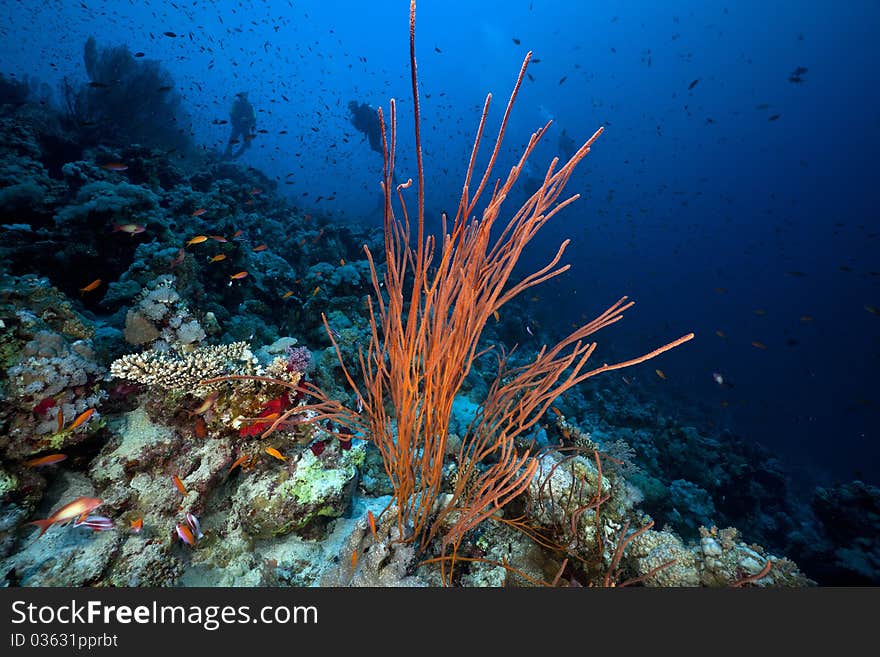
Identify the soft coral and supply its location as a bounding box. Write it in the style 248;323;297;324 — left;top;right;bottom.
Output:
239;393;291;437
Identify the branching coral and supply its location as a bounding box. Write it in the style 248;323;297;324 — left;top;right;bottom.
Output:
109;341;255;392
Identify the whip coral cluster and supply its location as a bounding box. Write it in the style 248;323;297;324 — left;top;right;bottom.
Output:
256;0;695;577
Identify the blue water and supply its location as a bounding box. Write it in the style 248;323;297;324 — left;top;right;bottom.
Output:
1;0;878;574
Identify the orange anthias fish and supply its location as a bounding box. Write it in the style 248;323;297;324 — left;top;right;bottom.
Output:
28;497;103;537
209;254;226;263
99;162;128;171
25;453;67;468
191;208;207;216
186;235;209;246
188;391;219;416
176;523;195;546
227;454;250;475
209;235;228;243
265;447;286;461
113;223;146;235
172;475;188;496
170;248;186;268
79;279;102;294
252;244;268;252
66;408;95;431
281;290;295;300
130;517;143;533
751;341;768;350
655;369;667;380
367;510;377;538
230;271;248;280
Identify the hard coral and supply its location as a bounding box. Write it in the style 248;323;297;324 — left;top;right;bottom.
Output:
110;341;254;392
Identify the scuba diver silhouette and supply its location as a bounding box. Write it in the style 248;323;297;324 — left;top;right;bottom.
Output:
224;91;257;159
348;100;383;155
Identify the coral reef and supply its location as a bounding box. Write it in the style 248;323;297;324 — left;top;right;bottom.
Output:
0;42;847;588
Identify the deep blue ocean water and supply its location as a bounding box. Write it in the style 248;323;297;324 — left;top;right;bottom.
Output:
0;0;878;583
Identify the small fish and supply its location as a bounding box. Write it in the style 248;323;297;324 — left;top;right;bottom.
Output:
712;372;725;386
25;454;67;468
56;408;64;433
163;31;177;37
248;188;262;195
558;76;567;85
493;310;500;322
281;290;295;299
170;248;185;268
768;114;781;121
688;78;700;90
186;235;209;246
208;235;228;242
191;208;207;216
176;523;195;546
715;330;727;338
351;549;358;569
865;305;879;316
99;162;128;171
751;341;768;350
550;406;563;419
130;517;144;533
340;258;346;266
367;510;377;538
189;391;220;416
172;475;188;496
227;454;250;475
800;315;814;322
134;52;145;58
252;244;268;252
655;369;666;380
265;447;286;461
66;408;95;431
232;229;245;240
74;515;114;532
185;512;204;539
209;254;226;262
113;222;146;235
87;81;112;88
525;325;534;337
230;271;249;280
311;285;321;296
28;497;103;538
79;279;102;294
512;37;521;45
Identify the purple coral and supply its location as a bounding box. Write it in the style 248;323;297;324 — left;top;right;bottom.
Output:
284;345;312;374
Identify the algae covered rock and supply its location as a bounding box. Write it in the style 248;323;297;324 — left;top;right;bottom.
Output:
229;442;364;538
0;471;123;586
